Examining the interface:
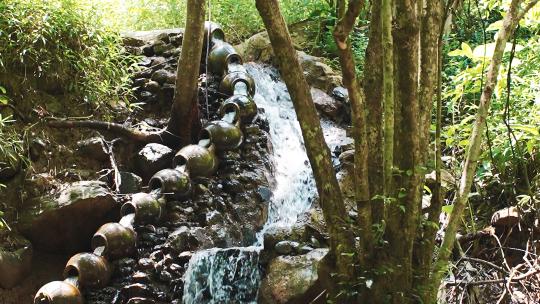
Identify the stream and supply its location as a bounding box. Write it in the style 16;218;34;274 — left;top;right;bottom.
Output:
182;63;348;304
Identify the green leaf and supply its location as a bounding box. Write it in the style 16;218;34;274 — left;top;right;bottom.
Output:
442;205;454;214
472;43;524;59
0;86;6;94
486;20;503;31
510;124;539;136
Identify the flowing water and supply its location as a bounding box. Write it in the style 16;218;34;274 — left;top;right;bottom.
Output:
182;63;349;304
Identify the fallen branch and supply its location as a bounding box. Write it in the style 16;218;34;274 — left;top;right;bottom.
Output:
446;266;540;286
48;119;163;143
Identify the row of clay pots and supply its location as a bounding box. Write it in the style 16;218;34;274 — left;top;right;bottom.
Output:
33;22;259;304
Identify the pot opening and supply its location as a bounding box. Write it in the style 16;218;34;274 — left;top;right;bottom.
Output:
173;155;187;168
120;202;136;217
91;234;107;256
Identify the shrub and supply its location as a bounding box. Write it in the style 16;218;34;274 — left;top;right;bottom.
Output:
0;0;137;105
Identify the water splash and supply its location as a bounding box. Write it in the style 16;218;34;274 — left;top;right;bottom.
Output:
182;63;348;304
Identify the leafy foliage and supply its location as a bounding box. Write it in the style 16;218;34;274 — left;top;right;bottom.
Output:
0;0;138;105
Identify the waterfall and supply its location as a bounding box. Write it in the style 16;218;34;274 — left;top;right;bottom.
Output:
182;63;347;304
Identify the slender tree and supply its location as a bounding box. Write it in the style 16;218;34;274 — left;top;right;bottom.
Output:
429;0;539;301
166;0;207;147
254;0;358;299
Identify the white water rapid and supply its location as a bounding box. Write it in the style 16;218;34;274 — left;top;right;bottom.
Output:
182;63;348;304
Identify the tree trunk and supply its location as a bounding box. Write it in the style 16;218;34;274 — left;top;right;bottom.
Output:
429;0;538;301
380;0;422;301
381;0;394;198
333;0;372;268
166;0;207;147
363;0;385;224
255;0;357;299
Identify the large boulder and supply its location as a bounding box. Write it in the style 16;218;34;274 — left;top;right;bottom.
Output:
259;248;328;304
121;29;184;47
310;87;346;122
298;52;342;93
134;143;174;181
0;232;33;288
17;181;119;253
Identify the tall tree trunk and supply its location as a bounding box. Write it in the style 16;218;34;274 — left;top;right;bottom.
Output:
255;0;357;299
429;0;538;301
333;0;372;268
363;0;384;224
381;0;394;198
166;0;207;147
412;1;445;300
381;0;422;302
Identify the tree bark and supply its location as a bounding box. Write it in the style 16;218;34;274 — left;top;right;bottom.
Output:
363;0;385;224
429;0;538;301
255;0;357;299
381;0;422;301
166;0;207;148
382;0;394;197
333;0;372;268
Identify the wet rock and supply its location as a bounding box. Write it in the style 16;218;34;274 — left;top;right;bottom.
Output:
135;143;174;181
257;186;272;202
142;45;154;57
153;42;175;56
133;78;149;87
119;172;143;194
259;249;329;304
310;87;344;122
331;86;349;102
167;226;196;253
144;80;161;93
206;210;223;225
122;283;152;298
127;298;156;304
18;181;118;252
0;232;33;288
275;241;299;255
151;70;170;85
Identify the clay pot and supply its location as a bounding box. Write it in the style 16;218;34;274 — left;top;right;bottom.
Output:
92;223;136;259
204;21;225;47
219;95;258;124
120;193;162;224
172;145;218;178
208;42;242;76
149;168;192;199
63;253;111;289
200;120;243;151
0;234;33;288
219;71;255;97
34;280;83;304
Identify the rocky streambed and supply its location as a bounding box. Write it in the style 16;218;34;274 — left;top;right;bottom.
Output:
0;26;355;304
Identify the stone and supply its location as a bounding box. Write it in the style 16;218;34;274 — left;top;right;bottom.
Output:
127;298;156;304
151;70;170;85
142;45;154;57
206;211;223;225
122;283;152;298
491;206;521;227
0;233;33;288
144;80;161;93
153;42;174;56
259;249;329;304
331;86;349;102
235;32;274;63
76;137;109;162
121;28;183;47
17;181;118;252
298;52;342;92
275;241;299;255
134;143;174;181
310;87;344;121
118;172;143;194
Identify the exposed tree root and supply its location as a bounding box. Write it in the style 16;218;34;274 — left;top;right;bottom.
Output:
47;119;165;144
